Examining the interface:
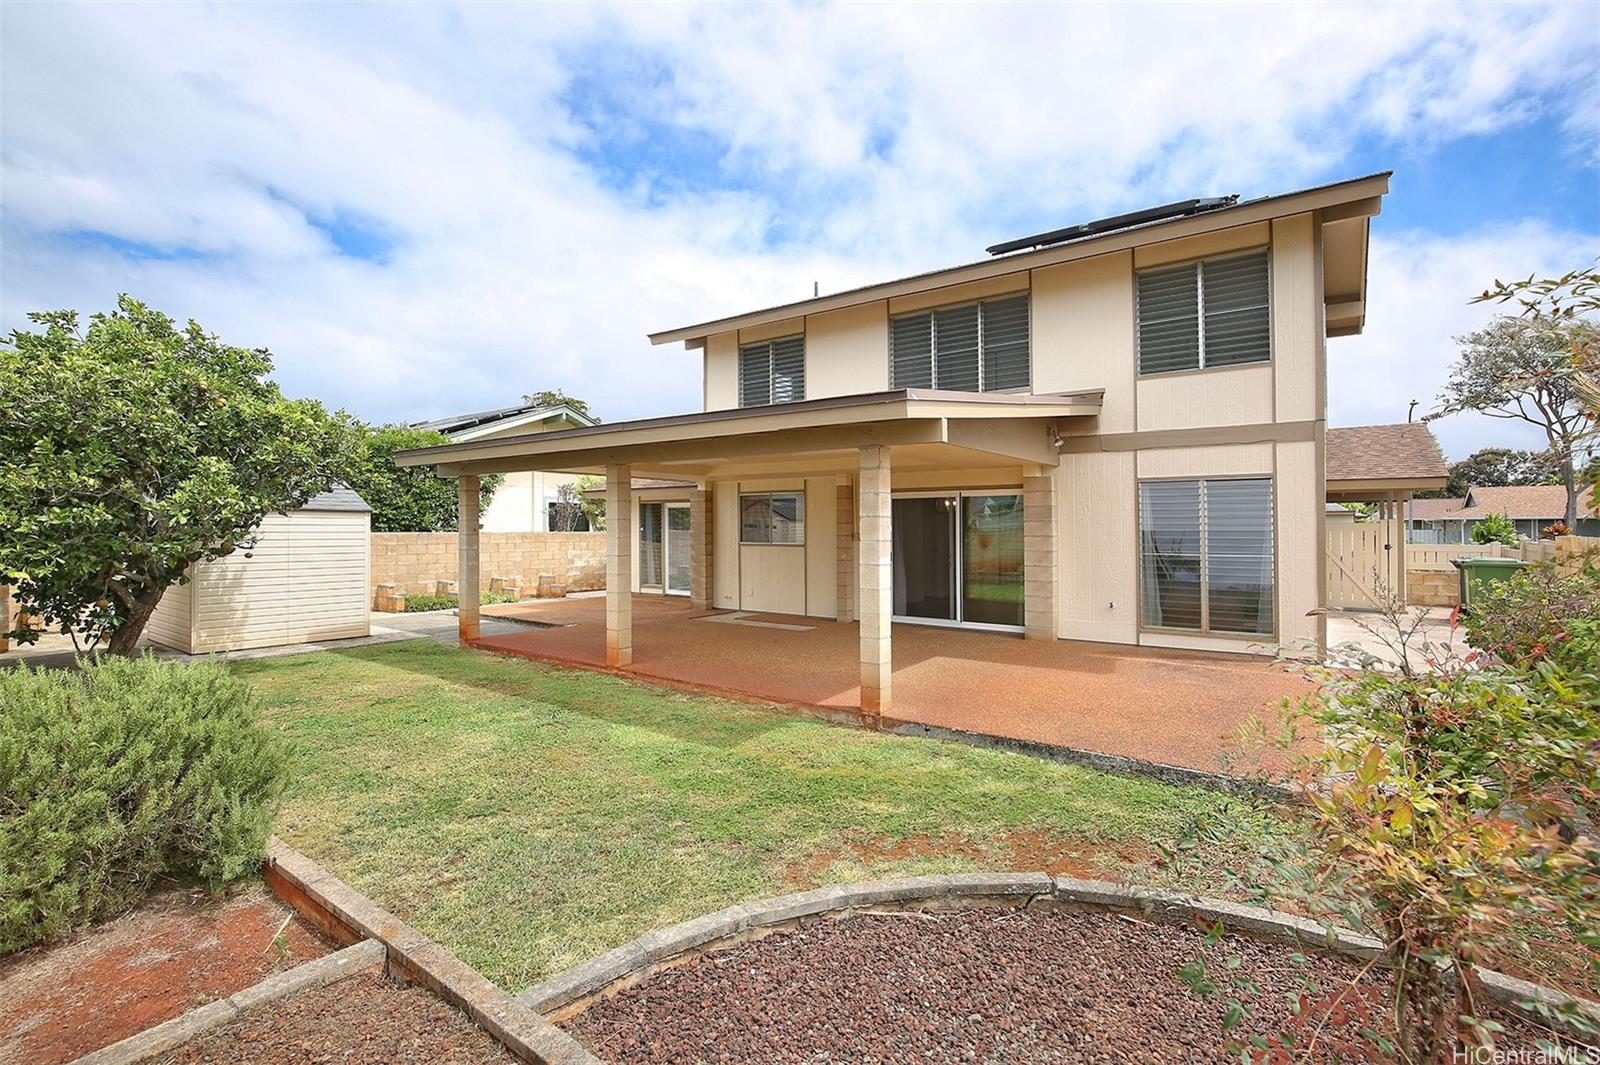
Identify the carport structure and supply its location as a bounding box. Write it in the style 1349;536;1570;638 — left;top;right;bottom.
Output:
395;388;1103;715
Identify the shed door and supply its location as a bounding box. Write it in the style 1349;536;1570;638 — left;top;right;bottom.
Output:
1325;522;1388;610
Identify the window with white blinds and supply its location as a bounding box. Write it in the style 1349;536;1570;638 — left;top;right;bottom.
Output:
1136;248;1270;374
889;292;1030;392
739;335;806;407
1139;477;1274;636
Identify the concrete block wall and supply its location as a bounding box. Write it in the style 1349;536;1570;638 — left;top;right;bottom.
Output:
371;532;606;599
1406;569;1458;607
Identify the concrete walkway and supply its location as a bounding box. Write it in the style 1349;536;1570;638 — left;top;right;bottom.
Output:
477;595;1311;775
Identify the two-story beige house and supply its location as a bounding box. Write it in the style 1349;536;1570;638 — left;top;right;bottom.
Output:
398;172;1392;715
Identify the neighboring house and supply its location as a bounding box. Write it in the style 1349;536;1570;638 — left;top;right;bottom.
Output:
1407;484;1600;543
400;171;1422;713
415;402;599;532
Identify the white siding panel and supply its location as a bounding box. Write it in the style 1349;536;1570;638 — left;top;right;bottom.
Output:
1135;362;1274;431
1057;451;1138;645
146;578;194;653
713;487;739;609
1275;439;1320;651
1271;213;1319;424
739;545;806;615
186;509;370;654
191;515;293;652
804;476;837;618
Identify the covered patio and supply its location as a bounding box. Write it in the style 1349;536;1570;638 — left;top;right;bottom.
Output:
397;388;1105;718
473;594;1309;775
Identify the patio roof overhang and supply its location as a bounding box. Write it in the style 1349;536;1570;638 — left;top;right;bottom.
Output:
394;388;1104;480
1326;476;1449;502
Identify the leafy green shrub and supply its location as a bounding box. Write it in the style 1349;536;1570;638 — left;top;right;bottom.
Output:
1463;554;1600;706
0;656;287;953
1470;511;1521;546
402;591;516;612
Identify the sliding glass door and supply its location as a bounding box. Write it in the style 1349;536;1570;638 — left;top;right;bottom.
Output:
892;491;1024;631
892;496;958;621
665;503;691;596
962;494;1024;628
641;501;691;596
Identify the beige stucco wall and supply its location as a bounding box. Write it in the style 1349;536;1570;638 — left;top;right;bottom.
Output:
701;476;840;617
687;211;1329;654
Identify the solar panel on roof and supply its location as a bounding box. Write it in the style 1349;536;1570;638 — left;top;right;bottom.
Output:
985;195;1239;256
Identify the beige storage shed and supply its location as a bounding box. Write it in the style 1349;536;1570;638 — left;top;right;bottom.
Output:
147;487;372;654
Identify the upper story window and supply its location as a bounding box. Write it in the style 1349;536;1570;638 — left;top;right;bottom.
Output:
739;335;805;407
890;292;1030;393
1136;248;1270;375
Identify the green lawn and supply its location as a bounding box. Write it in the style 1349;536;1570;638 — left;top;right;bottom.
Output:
238;640;1262;991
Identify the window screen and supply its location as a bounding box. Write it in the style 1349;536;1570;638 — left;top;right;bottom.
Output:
1139;477;1273;636
1137;249;1270;374
889;293;1030;392
740;492;806;544
739;335;806;407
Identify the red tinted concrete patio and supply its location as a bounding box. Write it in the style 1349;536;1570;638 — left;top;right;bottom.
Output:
477;595;1310;776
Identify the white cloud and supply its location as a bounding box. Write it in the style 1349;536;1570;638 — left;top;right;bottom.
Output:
1333;223;1598;461
0;0;1595;437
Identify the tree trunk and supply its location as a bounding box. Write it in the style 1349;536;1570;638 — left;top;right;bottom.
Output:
1394;954;1456;1065
1560;455;1579;529
106;584;167;656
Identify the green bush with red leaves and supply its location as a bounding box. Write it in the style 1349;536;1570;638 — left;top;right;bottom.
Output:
1462;553;1600;709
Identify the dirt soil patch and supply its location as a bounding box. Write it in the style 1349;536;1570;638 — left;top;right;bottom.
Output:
0;883;334;1065
161;970;517;1064
564;908;1588;1064
783;831;1154;889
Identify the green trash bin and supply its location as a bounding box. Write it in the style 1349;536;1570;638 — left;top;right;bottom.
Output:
1452;556;1528;610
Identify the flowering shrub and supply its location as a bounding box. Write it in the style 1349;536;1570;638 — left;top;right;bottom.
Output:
1173;596;1599;1062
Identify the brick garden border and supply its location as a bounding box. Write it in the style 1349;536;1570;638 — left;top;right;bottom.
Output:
264;840;601;1065
516;872;1600;1044
69;939;386;1065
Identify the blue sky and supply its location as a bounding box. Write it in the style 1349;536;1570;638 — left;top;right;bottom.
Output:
2;1;1597;461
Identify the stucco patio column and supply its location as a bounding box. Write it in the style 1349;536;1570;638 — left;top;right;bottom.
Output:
1022;471;1058;641
858;446;892;715
605;464;633;667
457;475;481;646
690;483;712;611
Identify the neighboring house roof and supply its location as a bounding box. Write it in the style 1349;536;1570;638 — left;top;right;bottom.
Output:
1406;485;1598;521
1456;484;1596;520
1325;423;1448;490
581;477;696;496
649;171;1389;345
414;402;598;441
302;485;372;513
1405;497;1466;520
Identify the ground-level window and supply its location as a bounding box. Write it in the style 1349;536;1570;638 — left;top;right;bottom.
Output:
1139;477;1274;636
740;492;805;544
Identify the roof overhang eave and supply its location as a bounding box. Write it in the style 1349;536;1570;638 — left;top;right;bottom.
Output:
394;389;1101;477
649;171;1390;346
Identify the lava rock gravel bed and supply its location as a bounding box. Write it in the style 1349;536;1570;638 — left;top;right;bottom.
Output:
563;907;1582;1064
159;971;517;1064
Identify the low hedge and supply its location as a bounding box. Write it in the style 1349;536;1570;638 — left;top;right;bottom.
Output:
0;655;287;954
402;591;517;612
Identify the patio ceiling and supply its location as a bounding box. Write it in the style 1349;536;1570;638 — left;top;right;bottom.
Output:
394;388;1103;479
